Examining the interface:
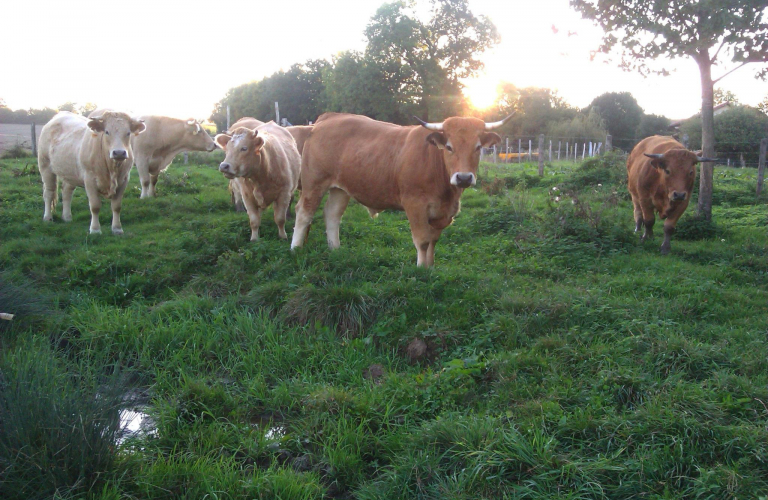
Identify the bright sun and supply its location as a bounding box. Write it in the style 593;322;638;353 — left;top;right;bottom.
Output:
464;79;499;110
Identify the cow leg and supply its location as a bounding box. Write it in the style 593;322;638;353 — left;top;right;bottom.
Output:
61;181;76;222
240;188;263;241
149;173;159;198
84;180;102;234
661;224;675;255
137;163;151;199
632;198;643;232
405;208;440;268
639;199;655;241
273;192;293;239
291;190;324;249
324;188;350;249
40;167;58;222
110;181;129;235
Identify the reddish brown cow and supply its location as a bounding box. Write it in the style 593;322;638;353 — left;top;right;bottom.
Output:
291;112;512;267
627;135;717;254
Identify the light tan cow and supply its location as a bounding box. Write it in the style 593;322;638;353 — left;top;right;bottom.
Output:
627;136;717;254
215;121;301;240
131;116;217;198
291;112;512;267
225;118;265;211
37;110;145;234
287;125;313;156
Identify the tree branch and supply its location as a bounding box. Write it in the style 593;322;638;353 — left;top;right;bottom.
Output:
712;61;749;84
710;38;727;64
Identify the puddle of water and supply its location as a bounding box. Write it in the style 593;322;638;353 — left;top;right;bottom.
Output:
118;407;157;444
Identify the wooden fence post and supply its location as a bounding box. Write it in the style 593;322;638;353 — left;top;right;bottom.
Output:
682;134;689;149
274;102;280;125
582;143;586;161
226;105;230;130
757;138;767;196
548;140;552;162
518;139;522;164
528;139;532;162
506;138;509;163
538;134;545;176
493;145;497;164
183;152;188;164
565;141;569;161
605;134;612;153
31;123;37;156
558;141;561;160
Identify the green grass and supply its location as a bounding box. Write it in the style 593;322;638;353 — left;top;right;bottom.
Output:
1;153;767;499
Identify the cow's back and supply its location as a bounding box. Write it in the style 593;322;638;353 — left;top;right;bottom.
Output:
287;125;313;155
228;117;264;133
39;112;89;180
303;113;411;210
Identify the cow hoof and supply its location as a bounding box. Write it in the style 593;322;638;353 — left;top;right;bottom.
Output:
89;229;102;235
43;217;53;222
112;228;124;235
660;244;671;255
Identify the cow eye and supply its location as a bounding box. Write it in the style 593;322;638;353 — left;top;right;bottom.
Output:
446;145;453;153
241;146;248;152
105;130;110;136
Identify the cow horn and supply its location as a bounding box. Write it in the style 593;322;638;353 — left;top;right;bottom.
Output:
187;119;196;125
644;153;664;159
413;116;443;131
485;112;516;130
696;156;719;162
90;115;103;121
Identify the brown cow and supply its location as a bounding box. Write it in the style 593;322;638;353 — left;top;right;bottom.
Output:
290;112;512;267
215;121;301;240
627;135;717;254
287;125;313;156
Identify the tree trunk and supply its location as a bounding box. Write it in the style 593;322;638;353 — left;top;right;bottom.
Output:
696;53;716;221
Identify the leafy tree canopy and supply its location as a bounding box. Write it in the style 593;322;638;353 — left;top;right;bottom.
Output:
585;91;644;141
681;105;768;161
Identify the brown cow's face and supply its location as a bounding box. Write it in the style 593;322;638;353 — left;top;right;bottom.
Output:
87;112;145;161
646;149;698;203
185;120;217;152
215;128;264;179
426;117;501;189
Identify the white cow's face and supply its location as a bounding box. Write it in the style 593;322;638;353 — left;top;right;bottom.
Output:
88;112;145;161
184;120;217;152
214;127;264;179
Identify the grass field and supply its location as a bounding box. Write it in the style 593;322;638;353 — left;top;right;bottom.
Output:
1;152;768;499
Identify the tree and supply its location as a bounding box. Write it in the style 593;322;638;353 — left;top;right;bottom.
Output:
571;0;768;220
57;102;78;113
635;114;671;141
681;106;768;164
364;0;499;121
80;103;98;117
758;95;768;115
585;92;644;145
324;51;410;123
713;88;739;106
492;83;577;136
546;108;608;144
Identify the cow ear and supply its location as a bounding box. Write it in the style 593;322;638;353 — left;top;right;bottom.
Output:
130;119;146;135
426;132;447;149
87;119;105;134
480;132;501;148
253;136;265;152
215;134;231;149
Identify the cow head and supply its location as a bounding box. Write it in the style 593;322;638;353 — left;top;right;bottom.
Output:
416;113;514;188
214;127;265;179
644;149;717;203
87;111;145;161
184;119;217;152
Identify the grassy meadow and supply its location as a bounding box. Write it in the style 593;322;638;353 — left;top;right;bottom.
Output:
1;151;768;499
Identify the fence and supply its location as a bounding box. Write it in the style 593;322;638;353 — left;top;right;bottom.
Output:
481;133;768;195
0;123;41;155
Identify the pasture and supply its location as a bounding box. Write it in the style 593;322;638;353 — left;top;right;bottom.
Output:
1;153;768;499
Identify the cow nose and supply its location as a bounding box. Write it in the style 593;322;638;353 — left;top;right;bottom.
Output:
111;149;127;160
455;172;474;187
672;191;686;201
219;162;231;172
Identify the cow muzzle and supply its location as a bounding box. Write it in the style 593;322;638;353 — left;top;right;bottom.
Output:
219;162;236;179
110;149;128;160
451;172;475;188
671;191;687;201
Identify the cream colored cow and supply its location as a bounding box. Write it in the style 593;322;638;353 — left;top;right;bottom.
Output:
215;121;300;240
131;116;217;198
37;110;145;234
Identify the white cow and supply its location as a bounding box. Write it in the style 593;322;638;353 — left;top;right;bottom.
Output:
37;110;145;234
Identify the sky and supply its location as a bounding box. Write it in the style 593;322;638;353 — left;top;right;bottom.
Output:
1;0;765;121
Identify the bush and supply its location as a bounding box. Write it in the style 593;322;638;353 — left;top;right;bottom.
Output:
675;213;720;240
0;342;128;500
560;152;627;192
1;145;32;160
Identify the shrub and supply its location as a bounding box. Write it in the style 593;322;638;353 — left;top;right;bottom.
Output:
0;342;127;500
675;213;719;240
0;145;32;160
